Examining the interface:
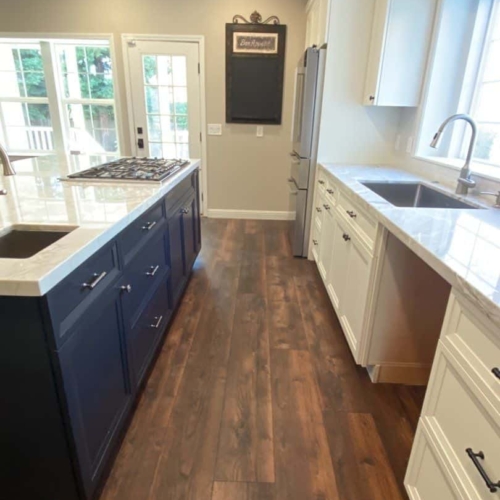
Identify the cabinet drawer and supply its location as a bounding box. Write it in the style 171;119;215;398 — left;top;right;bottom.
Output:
121;233;168;327
317;169;327;194
46;243;121;347
311;219;320;262
119;202;164;265
128;280;171;388
441;293;500;400
406;425;464;500
423;346;500;498
324;178;337;206
165;174;195;216
338;192;377;250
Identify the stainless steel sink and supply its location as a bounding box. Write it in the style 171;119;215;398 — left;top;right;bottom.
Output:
0;227;74;259
361;182;480;209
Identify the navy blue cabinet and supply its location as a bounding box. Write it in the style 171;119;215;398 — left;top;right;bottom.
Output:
0;168;201;500
58;286;131;498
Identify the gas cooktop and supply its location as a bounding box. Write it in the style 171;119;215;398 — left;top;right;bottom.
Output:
66;157;190;183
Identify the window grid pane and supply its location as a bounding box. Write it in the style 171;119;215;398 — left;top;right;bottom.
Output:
143;54;189;159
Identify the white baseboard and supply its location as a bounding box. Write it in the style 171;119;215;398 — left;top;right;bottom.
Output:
206;209;295;221
367;363;432;386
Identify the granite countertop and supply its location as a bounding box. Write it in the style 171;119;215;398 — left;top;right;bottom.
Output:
320;162;500;328
0;154;200;297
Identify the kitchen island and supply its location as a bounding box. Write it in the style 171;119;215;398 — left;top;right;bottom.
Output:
0;154;201;500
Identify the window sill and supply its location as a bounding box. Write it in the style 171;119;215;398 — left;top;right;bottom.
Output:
414;155;500;184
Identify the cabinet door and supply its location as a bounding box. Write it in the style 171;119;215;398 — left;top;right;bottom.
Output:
181;192;197;273
340;235;373;361
326;214;349;311
318;208;334;281
168;205;186;305
57;289;131;498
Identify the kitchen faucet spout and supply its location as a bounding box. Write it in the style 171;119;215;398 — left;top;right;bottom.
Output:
430;114;477;196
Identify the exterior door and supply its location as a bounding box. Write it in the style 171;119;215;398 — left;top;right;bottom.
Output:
125;39;204;210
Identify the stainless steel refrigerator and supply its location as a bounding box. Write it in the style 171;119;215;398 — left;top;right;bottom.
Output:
288;46;327;257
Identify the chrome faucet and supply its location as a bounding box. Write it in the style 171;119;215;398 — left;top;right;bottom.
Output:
0;143;15;176
430;114;477;196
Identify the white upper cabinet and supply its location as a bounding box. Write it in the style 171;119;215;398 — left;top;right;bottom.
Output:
363;0;437;107
305;0;331;48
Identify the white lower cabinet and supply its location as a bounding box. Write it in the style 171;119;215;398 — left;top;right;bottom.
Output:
406;292;500;499
314;183;376;362
339;230;373;359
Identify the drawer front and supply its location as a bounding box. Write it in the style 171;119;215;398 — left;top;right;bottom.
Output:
128;281;171;387
406;425;464;500
338;191;377;249
423;345;500;498
120;202;164;264
311;219;320;262
165;174;195;216
121;233;168;327
317;169;327;194
324;178;338;206
47;243;121;347
441;293;500;401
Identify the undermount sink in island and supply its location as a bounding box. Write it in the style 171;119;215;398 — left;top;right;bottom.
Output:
0;154;202;500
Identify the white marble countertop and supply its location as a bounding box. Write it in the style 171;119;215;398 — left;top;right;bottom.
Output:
0;154;200;297
320;162;500;328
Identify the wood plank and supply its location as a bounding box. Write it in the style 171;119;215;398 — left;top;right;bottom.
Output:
323;412;405;500
215;294;274;483
294;273;371;412
272;349;339;500
147;247;241;499
212;481;275;500
238;230;266;295
263;221;290;257
266;257;309;351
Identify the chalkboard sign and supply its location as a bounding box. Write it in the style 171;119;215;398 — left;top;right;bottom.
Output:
226;23;287;125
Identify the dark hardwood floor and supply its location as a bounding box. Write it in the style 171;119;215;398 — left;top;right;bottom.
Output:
100;219;426;500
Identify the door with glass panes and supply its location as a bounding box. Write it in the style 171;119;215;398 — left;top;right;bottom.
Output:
126;40;201;164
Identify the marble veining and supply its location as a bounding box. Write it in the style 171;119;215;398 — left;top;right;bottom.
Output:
320;163;500;328
0;154;200;297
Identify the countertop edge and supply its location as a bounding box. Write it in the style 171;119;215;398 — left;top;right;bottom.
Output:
318;162;500;329
0;161;200;297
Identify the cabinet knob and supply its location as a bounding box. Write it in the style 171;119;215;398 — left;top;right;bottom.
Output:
316;207;322;212
121;284;132;293
318;180;325;185
492;367;500;380
323;204;331;210
142;221;157;231
346;210;357;219
313;239;319;246
327;189;334;195
342;233;351;242
369;95;375;101
180;208;190;214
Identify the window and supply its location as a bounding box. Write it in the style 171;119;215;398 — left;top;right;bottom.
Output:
0;38;120;155
469;2;500;167
0;43;53;151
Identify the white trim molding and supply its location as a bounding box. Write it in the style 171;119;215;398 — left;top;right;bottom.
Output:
206;209;295;221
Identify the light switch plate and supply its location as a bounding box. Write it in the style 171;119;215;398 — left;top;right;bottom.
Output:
208;124;222;136
256;126;264;138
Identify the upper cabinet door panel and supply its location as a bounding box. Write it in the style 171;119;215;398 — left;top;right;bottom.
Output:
364;0;437;107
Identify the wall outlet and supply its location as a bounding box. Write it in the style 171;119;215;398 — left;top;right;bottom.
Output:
208;124;222;136
394;134;401;151
406;136;414;154
256;126;264;138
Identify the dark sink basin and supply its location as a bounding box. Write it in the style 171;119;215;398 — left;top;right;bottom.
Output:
361;182;479;209
0;228;73;259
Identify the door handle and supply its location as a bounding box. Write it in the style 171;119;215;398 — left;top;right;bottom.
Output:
142;221;157;231
82;271;107;290
150;316;164;329
466;448;500;493
146;265;160;277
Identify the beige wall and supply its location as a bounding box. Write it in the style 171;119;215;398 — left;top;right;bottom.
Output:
0;0;307;213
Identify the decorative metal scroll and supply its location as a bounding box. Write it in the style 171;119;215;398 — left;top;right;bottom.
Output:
232;11;280;25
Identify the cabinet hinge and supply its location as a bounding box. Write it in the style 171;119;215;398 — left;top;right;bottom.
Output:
200;132;202;142
201;193;204;202
198;63;201;74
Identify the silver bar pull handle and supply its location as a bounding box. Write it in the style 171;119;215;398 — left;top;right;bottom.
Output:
142;221;157;231
146;265;160;277
82;271;107;290
150;316;163;329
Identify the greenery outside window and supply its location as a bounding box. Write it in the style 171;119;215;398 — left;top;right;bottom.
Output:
0;38;120;155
